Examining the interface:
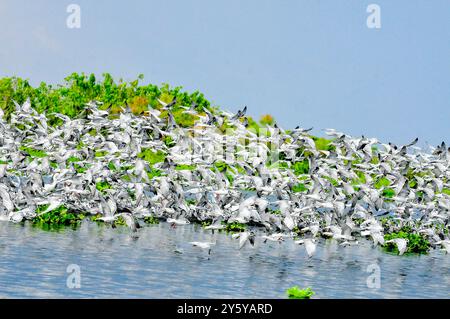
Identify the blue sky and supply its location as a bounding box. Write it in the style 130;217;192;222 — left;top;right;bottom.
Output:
0;0;449;146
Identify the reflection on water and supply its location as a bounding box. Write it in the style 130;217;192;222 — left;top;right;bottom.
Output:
0;221;449;298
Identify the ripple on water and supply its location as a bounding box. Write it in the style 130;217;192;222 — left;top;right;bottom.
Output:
0;221;449;298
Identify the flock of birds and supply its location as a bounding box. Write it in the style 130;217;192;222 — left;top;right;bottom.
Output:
0;98;449;257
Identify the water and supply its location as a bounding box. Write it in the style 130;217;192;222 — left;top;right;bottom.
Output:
0;221;449;298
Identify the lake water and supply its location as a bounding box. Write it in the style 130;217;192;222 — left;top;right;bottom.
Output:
0;221;449;298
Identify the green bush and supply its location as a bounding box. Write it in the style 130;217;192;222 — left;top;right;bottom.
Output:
0;73;213;122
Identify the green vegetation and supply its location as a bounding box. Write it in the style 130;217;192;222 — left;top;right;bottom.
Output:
352;170;367;185
323;176;339;186
175;164;196;170
66;156;82;163
76;141;85;150
201;220;212;227
163;135;176;147
374;177;391;189
73;163;88;173
313;137;334;151
383;231;430;254
292;183;308;193
90;214;103;222
49;161;58;168
107;161;118;171
113;215;127;227
212;161;228;172
286;286;315;299
128;95;149;115
32;205;85;229
19;146;47;158
211;161;236;183
146;167;163;180
186;199;197;206
94;150;108;158
268;160;288;170
223;221;247;233
291;160;309;175
382;188;395;198
138;148;166;165
171;108;199;128
270;209;282;215
96;181;112;194
0;73;212;124
144;216;160;224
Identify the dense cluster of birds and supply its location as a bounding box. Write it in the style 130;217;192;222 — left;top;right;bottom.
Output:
0;99;449;256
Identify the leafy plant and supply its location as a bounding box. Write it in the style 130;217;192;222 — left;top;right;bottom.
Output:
312;137;334;151
212;161;228;172
146;167;163;180
292;160;309;175
175;164;196;170
270;209;281;215
73;163;88;173
94;150;108;158
172;108;198;127
90;214;103;222
286;286;315;299
138;148;166;165
96;181;112;194
201;220;212;227
163;135;175;147
66;156;81;163
107;161;118;171
32;205;85;228
383;231;430;254
19;146;47;158
186;198;196;205
323;176;339;186
374;177;391;189
382;188;395;198
144;216;160;224
129;96;149;115
114;215;127;227
223;221;247;233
